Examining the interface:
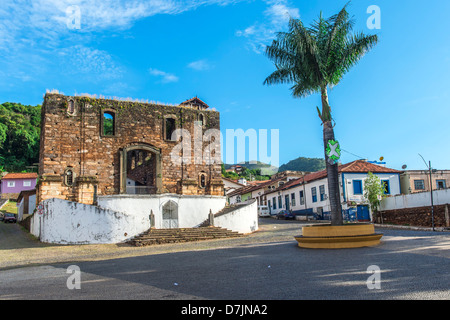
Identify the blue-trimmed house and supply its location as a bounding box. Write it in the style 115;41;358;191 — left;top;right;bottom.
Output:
263;160;401;221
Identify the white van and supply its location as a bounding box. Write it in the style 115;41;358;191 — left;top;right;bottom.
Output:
258;206;270;217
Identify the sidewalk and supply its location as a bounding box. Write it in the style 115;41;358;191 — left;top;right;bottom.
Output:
374;223;450;232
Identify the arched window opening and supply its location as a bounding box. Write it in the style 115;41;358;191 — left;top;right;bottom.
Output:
198;113;205;126
67;100;75;115
199;172;207;189
165;117;176;141
103;111;115;136
64;168;75;187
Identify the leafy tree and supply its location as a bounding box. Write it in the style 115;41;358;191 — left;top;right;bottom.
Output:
363;172;385;222
263;3;378;225
0;102;41;172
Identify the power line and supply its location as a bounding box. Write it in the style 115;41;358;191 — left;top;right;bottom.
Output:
340;148;366;160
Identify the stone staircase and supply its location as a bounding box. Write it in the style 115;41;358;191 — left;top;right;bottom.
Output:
128;227;243;247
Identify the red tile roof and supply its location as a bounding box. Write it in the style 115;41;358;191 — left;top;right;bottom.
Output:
266;160;401;193
2;172;38;180
180;97;210;109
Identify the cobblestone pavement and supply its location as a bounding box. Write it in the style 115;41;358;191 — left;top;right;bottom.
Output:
1;218;450;300
0;218;307;269
1;218;449;270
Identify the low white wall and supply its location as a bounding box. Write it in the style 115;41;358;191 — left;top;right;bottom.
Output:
30;198;137;244
29;194;259;244
97;194;227;230
380;188;450;211
214;200;258;234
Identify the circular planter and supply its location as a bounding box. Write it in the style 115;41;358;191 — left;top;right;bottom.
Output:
294;223;383;249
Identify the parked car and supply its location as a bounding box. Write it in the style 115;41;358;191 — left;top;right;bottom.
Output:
258;206;271;217
0;213;4;221
3;213;17;223
276;210;295;220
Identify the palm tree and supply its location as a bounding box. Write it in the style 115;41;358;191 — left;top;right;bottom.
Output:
264;3;378;225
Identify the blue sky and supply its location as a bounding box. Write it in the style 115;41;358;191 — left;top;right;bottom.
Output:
1;0;450;171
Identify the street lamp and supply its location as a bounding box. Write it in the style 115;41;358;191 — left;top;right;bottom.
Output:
419;154;436;231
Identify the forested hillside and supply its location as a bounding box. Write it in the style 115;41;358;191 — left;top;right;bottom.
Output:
0;102;41;172
278;156;325;173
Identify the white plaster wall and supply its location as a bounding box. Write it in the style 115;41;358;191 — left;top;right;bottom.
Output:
17;200;24;221
214;200;258;234
97;194;227;230
29;194;264;244
343;172;401;203
30;198;136;244
380;188;450;211
29;194;36;215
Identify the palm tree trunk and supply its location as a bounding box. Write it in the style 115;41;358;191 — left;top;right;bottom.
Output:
321;87;343;226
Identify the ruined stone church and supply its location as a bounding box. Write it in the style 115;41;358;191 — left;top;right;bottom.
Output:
37;93;224;205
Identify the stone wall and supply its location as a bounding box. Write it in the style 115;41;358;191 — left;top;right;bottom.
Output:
38;93;224;204
379;204;450;228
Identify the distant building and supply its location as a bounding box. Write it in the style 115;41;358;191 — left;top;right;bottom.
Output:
222;177;246;195
0;173;38;200
400;170;450;194
17;189;37;221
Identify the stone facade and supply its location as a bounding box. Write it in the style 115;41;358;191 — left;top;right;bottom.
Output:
37;93;224;204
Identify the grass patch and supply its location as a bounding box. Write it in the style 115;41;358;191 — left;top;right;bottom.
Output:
0;201;18;215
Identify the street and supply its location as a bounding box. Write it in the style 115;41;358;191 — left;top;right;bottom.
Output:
0;219;449;302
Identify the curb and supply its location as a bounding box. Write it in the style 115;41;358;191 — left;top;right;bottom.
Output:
374;223;450;232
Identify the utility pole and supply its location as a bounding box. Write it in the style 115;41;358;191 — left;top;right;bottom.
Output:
419;154;435;231
429;160;435;231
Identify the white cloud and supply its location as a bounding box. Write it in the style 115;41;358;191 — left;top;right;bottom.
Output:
187;59;212;71
149;68;179;83
59;45;123;80
236;0;299;54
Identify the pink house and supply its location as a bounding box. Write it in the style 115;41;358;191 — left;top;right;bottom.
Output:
0;173;38;200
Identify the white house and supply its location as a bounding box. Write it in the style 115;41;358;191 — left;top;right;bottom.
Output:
264;160;401;221
222;177;246;195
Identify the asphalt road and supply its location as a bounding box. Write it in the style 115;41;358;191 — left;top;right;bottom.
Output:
0;219;449;303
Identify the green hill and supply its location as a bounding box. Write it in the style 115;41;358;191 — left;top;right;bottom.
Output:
278;157;325;173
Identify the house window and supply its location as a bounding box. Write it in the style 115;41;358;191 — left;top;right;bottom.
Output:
165;117;176;141
23;180;32;187
311;187;317;203
64;169;75;187
102;111;115;136
436;180;446;190
319;185;326;201
291;193;296;207
353;180;363;195
7;181;15;188
299;190;305;205
278;196;282;208
272;197;276;209
381;180;390;195
414;179;425;190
